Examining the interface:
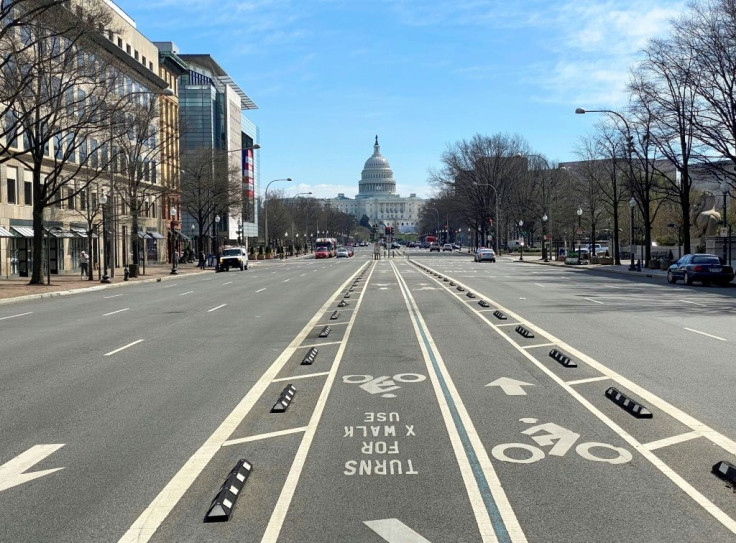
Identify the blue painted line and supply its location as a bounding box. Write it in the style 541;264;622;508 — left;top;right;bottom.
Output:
398;275;512;543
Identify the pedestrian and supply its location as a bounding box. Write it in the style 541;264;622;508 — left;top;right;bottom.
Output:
198;250;206;270
79;250;89;278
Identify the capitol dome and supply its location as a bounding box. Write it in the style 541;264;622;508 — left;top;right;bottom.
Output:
357;136;397;198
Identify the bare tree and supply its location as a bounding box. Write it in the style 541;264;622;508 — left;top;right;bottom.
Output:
0;1;120;284
180;147;241;255
629;35;698;254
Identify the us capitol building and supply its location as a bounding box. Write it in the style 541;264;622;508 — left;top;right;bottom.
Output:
324;136;424;234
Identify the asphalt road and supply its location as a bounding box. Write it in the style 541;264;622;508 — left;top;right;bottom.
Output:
1;248;735;542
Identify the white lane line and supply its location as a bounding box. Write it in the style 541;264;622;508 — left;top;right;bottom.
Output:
583;297;605;305
417;262;736;535
256;288;266;293
495;323;518;327
104;339;144;357
223;281;232;285
317;321;350;327
300;273;306;277
103;308;130;317
283;278;290;282
222;426;308;448
178;291;194;296
201;278;212;281
272;371;330;382
533;283;545;288
0;312;33;321
684;328;726;341
680;299;707;307
162;284;178;288
104;294;123;299
566;376;611;386
521;343;556;350
297;341;342;348
364;519;430;543
393;261;525;542
643;431;702;452
248;263;376;543
208;304;227;312
118;263;371;543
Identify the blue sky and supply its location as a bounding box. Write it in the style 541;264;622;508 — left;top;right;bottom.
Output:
118;0;686;199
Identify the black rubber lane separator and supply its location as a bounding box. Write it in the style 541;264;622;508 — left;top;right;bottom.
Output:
493;310;507;320
443;278;449;282
549;349;577;368
338;300;348;307
457;286;465;292
712;461;736;484
271;384;297;413
466;292;476;298
330;311;340;320
343;293;351;298
319;326;331;338
301;347;318;365
478;300;490;308
449;282;456;286
204;459;253;522
605;387;653;418
515;325;535;338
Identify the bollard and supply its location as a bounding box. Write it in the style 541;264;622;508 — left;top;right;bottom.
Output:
124;267;130;281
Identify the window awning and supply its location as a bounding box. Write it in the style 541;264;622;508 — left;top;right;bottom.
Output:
47;229;77;238
176;232;190;241
147;231;165;239
0;226;15;237
71;227;98;239
137;231;152;239
10;226;34;238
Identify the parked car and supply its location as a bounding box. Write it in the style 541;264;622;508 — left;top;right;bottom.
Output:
429;243;440;252
667;253;734;285
442;243;453;252
315;247;330;259
217;247;248;271
474;248;496;262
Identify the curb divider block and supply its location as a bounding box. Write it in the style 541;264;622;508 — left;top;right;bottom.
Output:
457;286;465;292
319;326;331;338
466;292;476;298
605;387;653;418
478;300;490;308
493;310;507;320
449;282;456;286
271;384;297;413
549;349;577;368
203;459;253;522
338;300;348;307
515;325;535;338
330;311;340;320
301;347;318;365
712;461;736;484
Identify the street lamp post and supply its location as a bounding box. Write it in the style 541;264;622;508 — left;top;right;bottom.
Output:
191;224;196;254
721;181;729;265
99;192;111;283
214;214;221;256
170;207;178;275
576;108;634;268
576;207;583;265
518;220;524;261
264;178;293;251
542;214;549;262
236;220;243;247
471;182;500;256
629;198;637;270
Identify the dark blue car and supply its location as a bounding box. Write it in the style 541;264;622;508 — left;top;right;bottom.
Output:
667;253;734;286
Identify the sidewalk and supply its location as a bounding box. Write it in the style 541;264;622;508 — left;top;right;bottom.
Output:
515;255;668;278
0;263;209;305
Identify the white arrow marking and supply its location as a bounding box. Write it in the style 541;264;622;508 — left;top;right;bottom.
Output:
0;444;65;492
364;518;431;543
485;377;535;396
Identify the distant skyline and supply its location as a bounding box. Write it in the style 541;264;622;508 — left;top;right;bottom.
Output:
119;0;686;199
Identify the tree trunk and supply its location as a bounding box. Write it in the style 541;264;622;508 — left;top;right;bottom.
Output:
30;163;45;285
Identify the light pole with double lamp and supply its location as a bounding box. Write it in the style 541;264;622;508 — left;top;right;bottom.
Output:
99;191;111;283
170;207;179;274
576;207;583;265
518;220;524;261
264;178;293;251
471;182;500;255
214;214;221;255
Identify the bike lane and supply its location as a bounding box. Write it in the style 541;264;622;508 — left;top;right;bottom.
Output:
397;259;735;543
268;259;498;543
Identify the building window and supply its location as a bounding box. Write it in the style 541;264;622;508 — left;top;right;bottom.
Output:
117;37;122;48
134;50;139;61
7;176;17;204
141;55;146;66
24;181;32;205
67;187;75;209
126;44;131;55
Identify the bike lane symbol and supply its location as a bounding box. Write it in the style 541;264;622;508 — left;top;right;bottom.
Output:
342;374;427;398
491;418;632;465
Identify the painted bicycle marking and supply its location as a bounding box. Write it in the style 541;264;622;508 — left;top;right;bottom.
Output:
491;418;632;465
342;373;427;398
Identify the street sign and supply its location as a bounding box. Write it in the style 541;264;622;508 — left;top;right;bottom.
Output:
720;227;728;237
576;227;583;235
